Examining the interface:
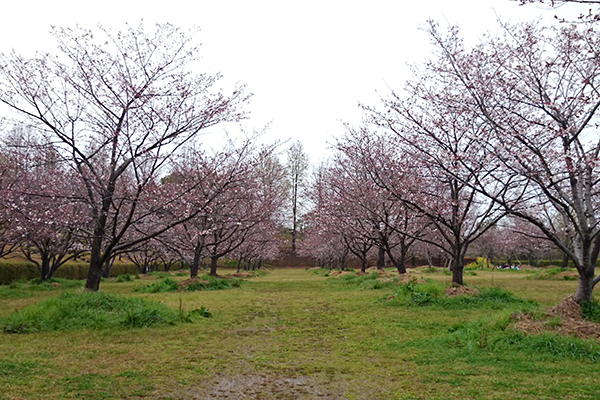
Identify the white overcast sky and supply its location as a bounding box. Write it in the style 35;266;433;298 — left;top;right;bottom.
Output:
0;0;585;164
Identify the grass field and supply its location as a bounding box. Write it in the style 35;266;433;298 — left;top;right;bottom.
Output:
0;267;599;399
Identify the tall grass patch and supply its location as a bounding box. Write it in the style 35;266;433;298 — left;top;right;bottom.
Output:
0;291;190;333
136;275;243;293
408;318;600;364
384;280;537;311
327;271;398;290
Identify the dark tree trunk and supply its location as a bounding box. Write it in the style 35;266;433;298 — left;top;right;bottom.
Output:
384;239;407;274
190;244;203;277
85;189;112;291
377;243;385;270
360;255;368;273
562;253;569;269
85;235;104;291
210;255;218;276
40;256;51;281
451;257;464;286
101;255;115;278
574;266;595;303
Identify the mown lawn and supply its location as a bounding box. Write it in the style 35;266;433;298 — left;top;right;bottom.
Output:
0;267;598;399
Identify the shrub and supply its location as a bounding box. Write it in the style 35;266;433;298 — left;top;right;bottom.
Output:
185;275;243;291
135;278;179;293
117;274;133;282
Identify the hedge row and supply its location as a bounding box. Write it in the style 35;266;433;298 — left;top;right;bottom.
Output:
492;259;600;268
0;261;141;285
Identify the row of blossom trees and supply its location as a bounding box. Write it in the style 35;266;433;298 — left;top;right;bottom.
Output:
0;126;287;284
301;15;600;302
0;23;291;289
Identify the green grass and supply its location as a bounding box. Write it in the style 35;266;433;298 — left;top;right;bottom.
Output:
135;275;244;293
135;277;180;293
383;281;538;311
0;291;195;333
327;271;399;290
0;268;598;399
527;267;579;281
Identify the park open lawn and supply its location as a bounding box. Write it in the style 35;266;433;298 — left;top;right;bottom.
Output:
0;267;599;399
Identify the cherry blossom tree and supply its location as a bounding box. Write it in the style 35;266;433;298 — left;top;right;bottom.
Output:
1;129;89;280
423;20;600;301
158;141;257;277
332;132;433;274
517;0;600;21
338;123;504;285
0;23;250;290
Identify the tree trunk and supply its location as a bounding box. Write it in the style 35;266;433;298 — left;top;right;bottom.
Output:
340;253;347;271
574;266;595;303
385;240;407;274
360;255;368;273
291;182;298;254
101;255;115;278
377;243;385;270
451;257;464;286
85;191;112;291
190;244;203;277
562;253;569;269
40;256;51;281
210;255;219;276
85;235;104;291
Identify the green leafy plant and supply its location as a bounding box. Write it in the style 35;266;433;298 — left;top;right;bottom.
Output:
117;274;133;282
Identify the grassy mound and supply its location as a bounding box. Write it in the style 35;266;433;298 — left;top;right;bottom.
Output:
136;275;243;293
0;278;85;299
426;318;600;363
527;267;579;281
327;271;399;290
0;291;192;333
383;281;537;310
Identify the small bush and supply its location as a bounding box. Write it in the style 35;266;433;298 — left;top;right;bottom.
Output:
188;306;212;319
185;275;243;291
135;278;179;293
0;291;188;333
117;274;133;282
